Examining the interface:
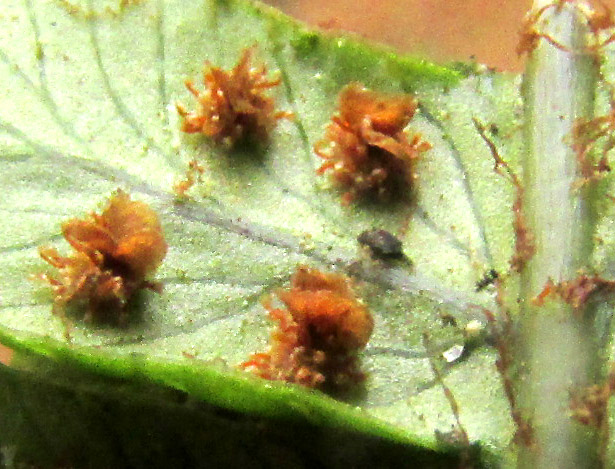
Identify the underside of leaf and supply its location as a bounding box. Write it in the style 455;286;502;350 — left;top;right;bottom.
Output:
0;0;613;467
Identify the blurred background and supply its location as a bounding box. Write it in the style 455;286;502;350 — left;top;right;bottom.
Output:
263;0;534;71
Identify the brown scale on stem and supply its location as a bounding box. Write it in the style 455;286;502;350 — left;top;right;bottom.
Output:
517;0;615;58
569;366;615;464
483;304;535;448
240;266;373;391
33;190;167;330
176;47;292;146
570;89;615;187
569;371;614;428
533;274;615;315
517;1;575;57
473;118;535;272
315;83;431;205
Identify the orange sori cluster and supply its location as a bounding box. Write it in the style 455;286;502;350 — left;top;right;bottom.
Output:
315;82;431;205
35;190;167;324
176;47;291;145
240;266;374;390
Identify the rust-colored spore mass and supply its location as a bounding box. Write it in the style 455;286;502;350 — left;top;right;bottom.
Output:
241;266;374;390
36;190;167;324
315;83;431;205
176;47;290;145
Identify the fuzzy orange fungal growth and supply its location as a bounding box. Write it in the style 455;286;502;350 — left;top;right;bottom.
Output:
34;190;167;325
240;266;374;390
176;47;291;145
315;83;431;205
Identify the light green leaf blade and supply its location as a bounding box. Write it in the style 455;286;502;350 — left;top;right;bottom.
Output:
0;0;533;465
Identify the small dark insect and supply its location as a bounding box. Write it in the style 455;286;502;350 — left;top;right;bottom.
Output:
357;229;404;260
475;269;499;292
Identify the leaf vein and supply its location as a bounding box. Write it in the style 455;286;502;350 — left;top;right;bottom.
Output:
154;0;169;127
23;0;90;150
419;104;494;266
86;0;177;170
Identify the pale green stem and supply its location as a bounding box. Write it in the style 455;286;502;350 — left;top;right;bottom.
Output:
519;2;600;468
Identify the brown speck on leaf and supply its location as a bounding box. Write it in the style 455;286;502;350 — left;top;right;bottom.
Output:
56;0;147;20
176;47;292;146
315;83;431;205
475;269;499;292
240;266;373;391
34;190;167;330
174;158;205;200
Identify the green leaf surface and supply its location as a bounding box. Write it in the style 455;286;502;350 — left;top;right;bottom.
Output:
0;353;466;468
0;0;590;466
